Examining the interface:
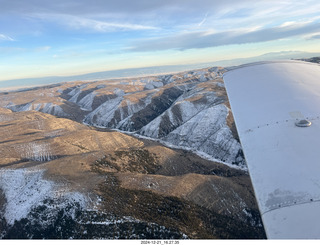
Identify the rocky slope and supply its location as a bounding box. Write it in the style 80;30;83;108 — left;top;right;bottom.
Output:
0;67;245;168
0;108;265;238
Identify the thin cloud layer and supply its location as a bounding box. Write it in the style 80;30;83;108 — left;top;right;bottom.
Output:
0;0;257;34
0;34;14;41
309;34;320;40
130;21;320;52
0;0;255;15
1;0;320;81
2;0;320;37
32;14;158;32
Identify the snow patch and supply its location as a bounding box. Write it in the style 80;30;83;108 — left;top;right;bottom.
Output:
78;92;96;111
36;103;67;117
164;104;242;164
0;169;53;225
0;168;88;226
96;84;106;89
144;80;164;90
83;96;123;127
69;88;82;103
7;103;32;112
15;142;54;162
113;88;125;96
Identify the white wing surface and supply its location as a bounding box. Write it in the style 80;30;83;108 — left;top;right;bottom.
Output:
223;61;320;239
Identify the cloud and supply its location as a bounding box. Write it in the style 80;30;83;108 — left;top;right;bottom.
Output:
0;34;14;41
0;0;259;32
198;13;208;27
3;0;320;37
27;12;158;32
129;21;320;52
2;0;320;54
57;14;157;32
308;33;320;39
0;0;254;15
35;46;51;52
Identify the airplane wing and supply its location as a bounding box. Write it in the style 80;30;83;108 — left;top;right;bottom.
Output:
223;60;320;239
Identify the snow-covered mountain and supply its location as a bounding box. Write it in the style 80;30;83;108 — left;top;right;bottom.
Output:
0;67;245;168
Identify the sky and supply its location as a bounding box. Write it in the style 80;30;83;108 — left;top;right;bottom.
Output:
1;0;320;81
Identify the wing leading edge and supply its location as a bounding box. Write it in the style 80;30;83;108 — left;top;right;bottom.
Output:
223;61;320;239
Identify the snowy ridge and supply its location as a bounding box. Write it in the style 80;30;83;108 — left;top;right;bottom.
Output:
144;80;164;90
78;91;96;111
6;102;67;117
80;68;244;166
83;91;156;130
83;96;124;127
7;102;33;112
139;88;218;138
1;67;245;167
68;88;82;103
67;84;89;103
38;103;67;117
164;105;241;164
